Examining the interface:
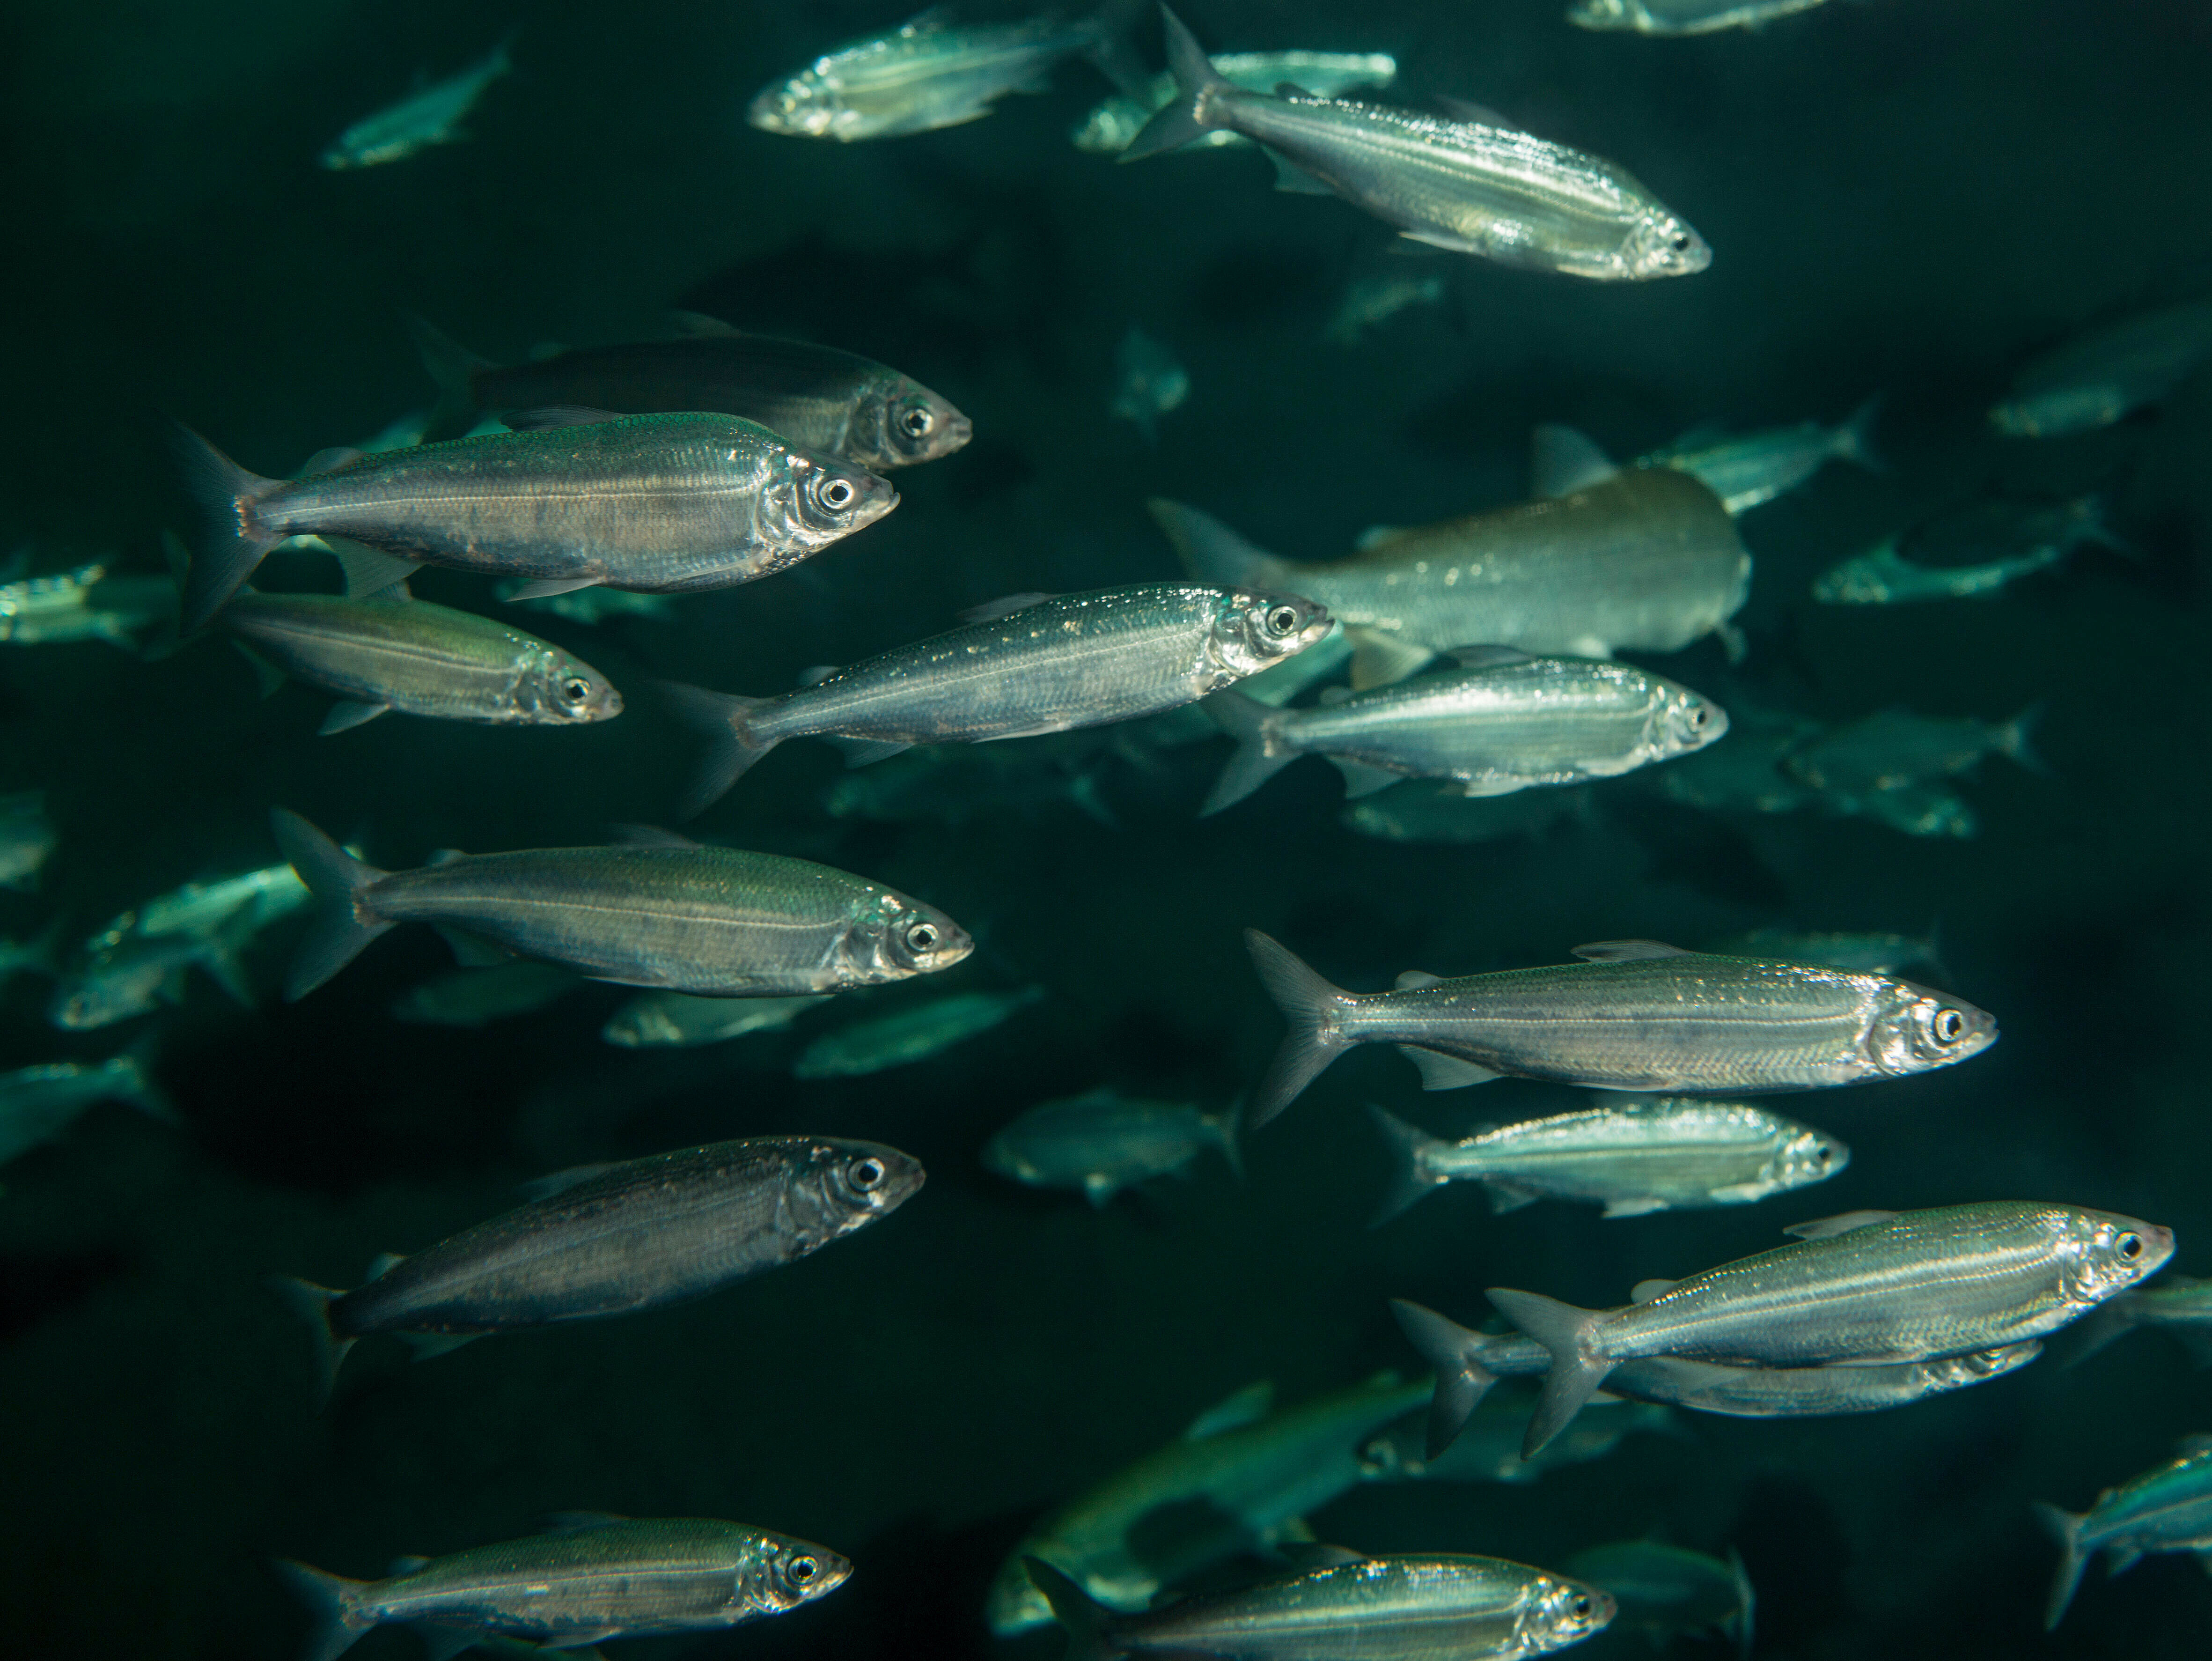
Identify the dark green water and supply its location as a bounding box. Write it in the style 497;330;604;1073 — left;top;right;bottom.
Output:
3;1;2208;1658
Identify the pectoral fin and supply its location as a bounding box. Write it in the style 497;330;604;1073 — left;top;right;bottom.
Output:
1783;1209;1901;1241
1396;1046;1501;1090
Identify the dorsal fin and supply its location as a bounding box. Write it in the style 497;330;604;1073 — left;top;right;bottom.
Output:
1448;645;1534;670
1572;941;1691;963
1394;970;1445;990
1184;1380;1274;1440
958;592;1055;625
668;310;741;338
1783;1210;1901;1241
1630;1279;1679;1304
502;406;625;430
1530;424;1619;498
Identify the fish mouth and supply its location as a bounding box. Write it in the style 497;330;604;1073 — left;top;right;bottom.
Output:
937;413;974;455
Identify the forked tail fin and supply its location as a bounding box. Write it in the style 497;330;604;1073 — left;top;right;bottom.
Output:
1242;930;1354;1127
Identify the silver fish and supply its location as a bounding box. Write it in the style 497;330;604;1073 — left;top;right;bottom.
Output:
603;989;831;1048
47;929;255;1030
1076;50;1399;155
749;4;1143;142
1242;933;1996;1126
0;1042;176;1169
1565;1542;1751;1658
986;1373;1432;1634
1572;0;1834;36
1342;781;1593;846
1109;325;1190;444
2066;1274;2212;1369
1707;927;1946;980
1028;1550;1615;1661
1325;270;1447;345
983;1087;1241;1205
1367;1099;1846;1225
221;586;622;734
1821;780;1979;840
1785;705;2042;794
2037;1440;2212;1628
279;1136;921;1394
0;791;57;889
1152;469;1747;689
389;961;582;1027
794;987;1044;1078
663;583;1330;812
1813;494;2122;605
1360;1393;1676;1486
1485;1201;2170;1454
1126;9;1707;281
1202;648;1725;815
1635;397;1881;513
172;413;896;631
279;1515;847;1660
1991;295;2212;436
0;561;172;650
270;810;971;1000
321;32;515;170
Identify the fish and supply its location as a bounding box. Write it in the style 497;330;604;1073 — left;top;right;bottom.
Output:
1076;50;1398;155
985;1373;1433;1635
278;1136;922;1395
320;32;516;170
0;1039;176;1170
1631;397;1882;514
982;1087;1241;1205
1028;1550;1614;1661
496;582;678;624
1822;780;1979;840
2065;1274;2212;1368
1784;706;2043;794
821;739;1118;828
0;791;57;889
1484;1201;2170;1454
0;561;173;650
1341;781;1594;845
1242;933;1996;1127
602;989;831;1048
1812;494;2124;605
1391;1299;2045;1454
1648;703;1819;815
1565;1542;1752;1659
662;584;1331;812
1125;9;1708;281
2037;1439;2212;1628
1360;1393;1677;1486
1109;325;1190;444
1152;467;1747;690
1367;1099;1847;1225
1991;295;2212;436
46;929;256;1030
219;584;622;734
389;961;582;1027
793;987;1044;1078
748;3;1146;142
1324;270;1448;345
1706;926;1947;980
278;1514;848;1660
1570;0;1834;34
269;810;972;1001
170;413;897;632
1201;648;1727;815
88;859;309;956
412;313;973;470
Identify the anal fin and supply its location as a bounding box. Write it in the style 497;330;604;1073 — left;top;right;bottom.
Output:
1396;1045;1502;1090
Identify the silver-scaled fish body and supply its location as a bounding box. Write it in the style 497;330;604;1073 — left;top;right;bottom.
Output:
794;987;1043;1078
1125;9;1705;281
1152;471;1747;686
1486;1201;2170;1454
1367;1099;1845;1225
320;34;514;170
1785;706;2039;794
666;583;1330;810
1029;1551;1615;1661
983;1087;1240;1205
222;588;621;731
603;989;831;1048
1812;538;2065;605
1564;1543;1750;1653
2038;1441;2212;1628
280;1516;847;1660
0;791;57;889
270;809;971;1001
1639;398;1881;514
1242;933;1996;1127
1991;295;2212;436
749;7;1130;142
1820;780;1978;840
0;1048;175;1169
1076;50;1398;154
1571;0;1834;36
390;961;582;1027
0;562;171;649
1202;649;1725;815
986;1373;1433;1634
47;930;254;1030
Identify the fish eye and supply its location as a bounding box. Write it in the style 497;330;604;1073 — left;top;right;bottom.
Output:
900;406;933;439
1670;233;1691;251
786;1555;818;1586
1572;1594;1593;1619
1264;604;1300;636
849;1156;885;1190
2118;1232;2144;1261
1813;1144;1832;1164
1933;1008;1965;1043
904;921;939;954
818;477;856;510
560;677;590;704
1688;705;1708;727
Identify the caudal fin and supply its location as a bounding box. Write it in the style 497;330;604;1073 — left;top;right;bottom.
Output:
172;425;287;633
272;1277;358;1408
1148;499;1292;590
1242;930;1353;1128
1367;1105;1449;1225
1995;701;2049;775
1834;394;1885;473
1119;7;1232;162
1389;1298;1501;1457
270;809;395;1000
657;682;779;816
1024;1558;1119;1661
272;1558;373;1661
1204;1099;1243;1182
1200;690;1295;815
110;1032;181;1125
2034;1501;2089;1629
1484;1287;1612;1458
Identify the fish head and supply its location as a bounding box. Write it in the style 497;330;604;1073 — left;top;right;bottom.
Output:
1207;590;1333;677
1653;683;1729;757
859;380;975;468
977;1129;1037;1184
1621;211;1711;280
840;889;974;985
741;1531;853;1616
1520;1573;1617;1652
46;961;161;1030
765;449;900;552
1989;385;2126;438
1565;0;1637;28
1811;556;1888;605
1863;979;1997;1075
516;647;624;724
746;68;852;140
1775;1124;1850;1190
2056;1207;2176;1303
792;1137;927;1241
